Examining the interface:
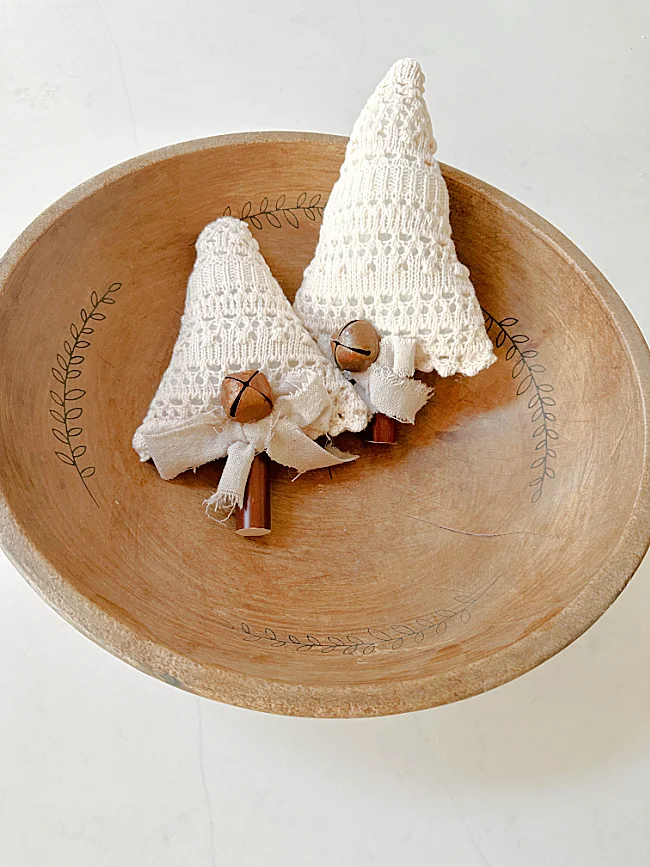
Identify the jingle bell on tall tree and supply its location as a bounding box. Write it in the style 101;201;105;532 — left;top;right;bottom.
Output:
133;217;369;536
294;58;497;442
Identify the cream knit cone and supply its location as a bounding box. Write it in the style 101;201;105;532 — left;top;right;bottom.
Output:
133;217;369;513
295;58;496;422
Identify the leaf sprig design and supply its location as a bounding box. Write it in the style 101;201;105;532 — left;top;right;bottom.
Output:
241;590;487;655
224;194;324;230
482;310;557;502
50;282;121;504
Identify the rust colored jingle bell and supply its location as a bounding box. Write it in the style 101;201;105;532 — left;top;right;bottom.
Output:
220;370;274;424
331;319;381;373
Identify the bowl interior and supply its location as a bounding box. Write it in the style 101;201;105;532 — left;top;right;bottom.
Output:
0;134;647;716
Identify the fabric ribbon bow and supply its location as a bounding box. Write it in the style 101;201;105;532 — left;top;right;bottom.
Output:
353;335;433;424
141;370;356;517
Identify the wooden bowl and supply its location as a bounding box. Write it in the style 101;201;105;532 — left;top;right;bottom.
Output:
1;132;649;718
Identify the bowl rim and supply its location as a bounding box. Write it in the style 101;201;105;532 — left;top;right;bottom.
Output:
1;130;649;717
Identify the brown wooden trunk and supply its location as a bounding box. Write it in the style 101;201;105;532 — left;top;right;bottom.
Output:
236;453;271;537
368;413;398;444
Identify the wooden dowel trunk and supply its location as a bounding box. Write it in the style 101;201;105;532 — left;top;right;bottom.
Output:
369;413;398;444
236;452;271;537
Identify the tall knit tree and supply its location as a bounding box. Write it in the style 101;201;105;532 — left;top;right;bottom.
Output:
295;58;496;441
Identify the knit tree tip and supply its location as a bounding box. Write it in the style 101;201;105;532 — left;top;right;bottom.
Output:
384;57;425;93
195;215;257;255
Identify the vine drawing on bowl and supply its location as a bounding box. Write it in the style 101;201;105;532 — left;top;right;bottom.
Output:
241;578;497;655
482;311;557;502
224;193;324;229
50;282;121;505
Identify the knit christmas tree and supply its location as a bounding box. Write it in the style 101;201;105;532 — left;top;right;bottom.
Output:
294;58;496;424
133;217;369;515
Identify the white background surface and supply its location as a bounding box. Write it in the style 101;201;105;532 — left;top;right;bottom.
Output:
1;2;650;864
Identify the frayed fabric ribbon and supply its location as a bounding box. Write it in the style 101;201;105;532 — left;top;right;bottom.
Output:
139;370;357;517
354;365;431;424
353;335;432;424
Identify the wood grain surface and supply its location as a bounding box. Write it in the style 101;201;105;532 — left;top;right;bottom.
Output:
0;131;648;717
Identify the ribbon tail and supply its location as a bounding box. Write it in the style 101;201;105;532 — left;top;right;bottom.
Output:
204;441;256;519
322;442;358;463
266;417;358;473
136;411;232;480
380;336;417;379
357;364;433;424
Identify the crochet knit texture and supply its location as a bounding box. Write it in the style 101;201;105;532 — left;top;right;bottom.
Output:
133;217;369;513
294;57;496;423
